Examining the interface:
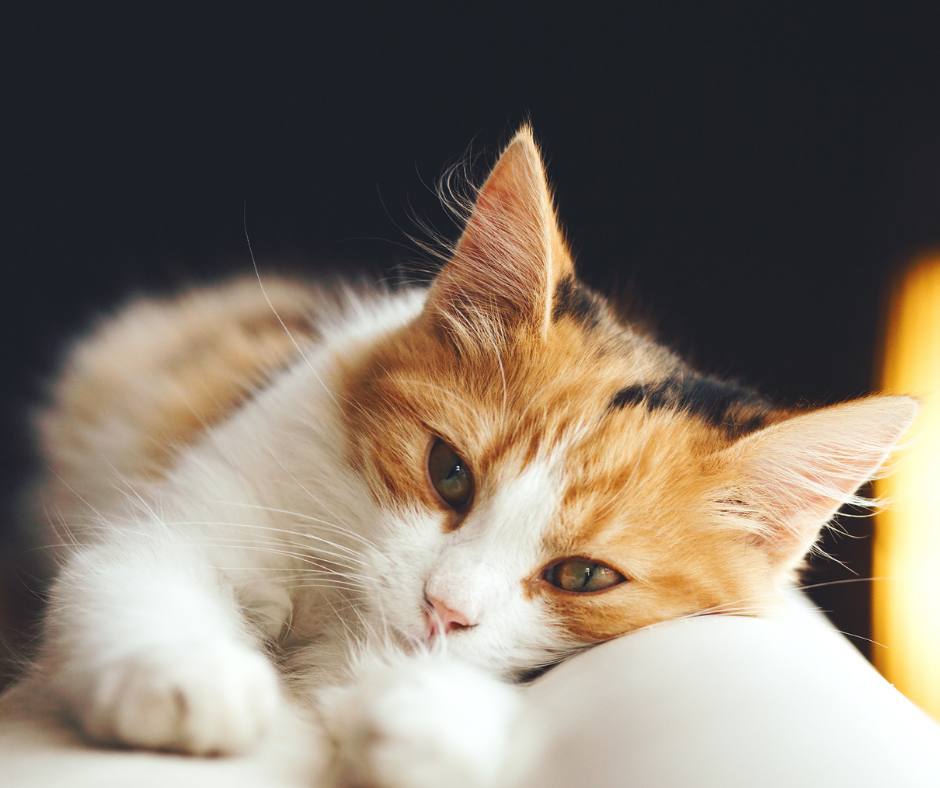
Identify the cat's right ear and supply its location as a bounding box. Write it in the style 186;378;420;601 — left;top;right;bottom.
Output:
422;127;574;344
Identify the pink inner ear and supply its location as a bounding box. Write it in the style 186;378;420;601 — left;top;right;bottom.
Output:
744;462;855;563
423;128;569;337
456;178;539;274
728;396;917;568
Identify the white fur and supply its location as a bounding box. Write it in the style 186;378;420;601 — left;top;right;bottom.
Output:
318;651;524;788
45;540;282;755
39;286;557;784
367;455;570;677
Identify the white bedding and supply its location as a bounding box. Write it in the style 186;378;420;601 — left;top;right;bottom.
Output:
2;593;938;787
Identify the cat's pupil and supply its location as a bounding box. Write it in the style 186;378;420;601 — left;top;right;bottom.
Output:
545;559;626;593
558;560;593;590
427;439;473;510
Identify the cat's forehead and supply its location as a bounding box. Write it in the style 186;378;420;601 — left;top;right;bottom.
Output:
363;286;769;451
341;285;775;533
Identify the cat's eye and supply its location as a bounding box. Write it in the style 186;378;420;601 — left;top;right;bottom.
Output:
543;558;626;593
427;438;473;510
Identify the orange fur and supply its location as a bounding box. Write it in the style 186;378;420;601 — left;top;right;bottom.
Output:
341;279;783;642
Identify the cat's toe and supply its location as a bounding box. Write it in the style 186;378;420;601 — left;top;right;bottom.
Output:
79;641;280;755
320;655;521;788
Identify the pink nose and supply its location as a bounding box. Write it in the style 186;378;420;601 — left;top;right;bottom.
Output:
425;594;472;636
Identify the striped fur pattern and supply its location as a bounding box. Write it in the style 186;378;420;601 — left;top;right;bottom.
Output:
32;128;917;780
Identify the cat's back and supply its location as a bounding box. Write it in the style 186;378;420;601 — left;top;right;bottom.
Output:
32;277;327;533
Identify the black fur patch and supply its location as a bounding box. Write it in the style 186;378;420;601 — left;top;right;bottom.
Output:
609;375;770;437
609;385;647;410
553;276;602;327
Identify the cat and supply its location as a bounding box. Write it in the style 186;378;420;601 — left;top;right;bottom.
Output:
30;126;915;788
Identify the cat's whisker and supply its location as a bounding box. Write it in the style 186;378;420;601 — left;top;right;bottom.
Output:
797;575;896;593
825;629;887;649
39;506;83;568
252;436;364;539
44;467;108;530
319;593;365;644
165;535;370;575
167;506;367;546
807;543;857;574
279;581;365;595
164;517;370;565
227;496;365;548
243;214;350;409
204;550;364;575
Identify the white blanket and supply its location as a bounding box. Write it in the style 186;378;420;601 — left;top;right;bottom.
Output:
2;594;938;787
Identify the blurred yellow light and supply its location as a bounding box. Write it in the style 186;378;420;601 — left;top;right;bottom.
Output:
874;254;940;721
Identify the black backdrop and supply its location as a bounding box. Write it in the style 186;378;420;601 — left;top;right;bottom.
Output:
4;4;940;662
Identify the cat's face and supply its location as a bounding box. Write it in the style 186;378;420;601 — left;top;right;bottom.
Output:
339;128;915;677
342;302;775;675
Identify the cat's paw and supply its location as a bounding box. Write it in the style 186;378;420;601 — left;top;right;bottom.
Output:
74;640;281;755
319;654;521;788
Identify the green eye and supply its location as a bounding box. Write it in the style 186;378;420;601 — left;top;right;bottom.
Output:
427;438;473;510
543;559;626;593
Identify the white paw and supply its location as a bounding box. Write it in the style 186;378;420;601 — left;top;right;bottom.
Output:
76;640;281;754
320;654;521;788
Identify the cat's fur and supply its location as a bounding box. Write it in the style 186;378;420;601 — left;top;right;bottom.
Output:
32;127;915;787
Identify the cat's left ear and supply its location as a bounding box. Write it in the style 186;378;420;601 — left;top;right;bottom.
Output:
423;126;574;340
721;395;918;572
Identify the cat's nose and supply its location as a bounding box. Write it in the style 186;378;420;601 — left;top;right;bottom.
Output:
424;594;473;636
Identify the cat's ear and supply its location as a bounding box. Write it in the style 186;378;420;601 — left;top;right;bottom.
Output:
423;126;573;340
721;395;917;571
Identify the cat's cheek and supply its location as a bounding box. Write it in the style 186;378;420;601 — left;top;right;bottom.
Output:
365;508;446;638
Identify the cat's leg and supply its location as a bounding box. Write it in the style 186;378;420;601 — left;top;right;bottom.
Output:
317;650;526;788
41;538;284;755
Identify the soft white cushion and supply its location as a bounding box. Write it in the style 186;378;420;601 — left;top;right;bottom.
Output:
521;593;940;787
2;593;938;787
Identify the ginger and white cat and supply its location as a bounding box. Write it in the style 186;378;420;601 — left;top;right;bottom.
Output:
33;127;915;787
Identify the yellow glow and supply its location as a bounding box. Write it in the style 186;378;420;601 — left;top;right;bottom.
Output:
874;254;940;721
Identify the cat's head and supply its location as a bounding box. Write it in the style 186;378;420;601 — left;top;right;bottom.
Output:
340;127;916;676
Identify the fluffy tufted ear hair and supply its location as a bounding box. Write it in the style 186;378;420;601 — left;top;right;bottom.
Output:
719;395;918;573
423;126;574;344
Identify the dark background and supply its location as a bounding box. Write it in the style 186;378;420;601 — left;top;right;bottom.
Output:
3;4;940;669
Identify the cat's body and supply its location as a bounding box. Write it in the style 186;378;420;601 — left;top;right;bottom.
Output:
31;128;915;787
